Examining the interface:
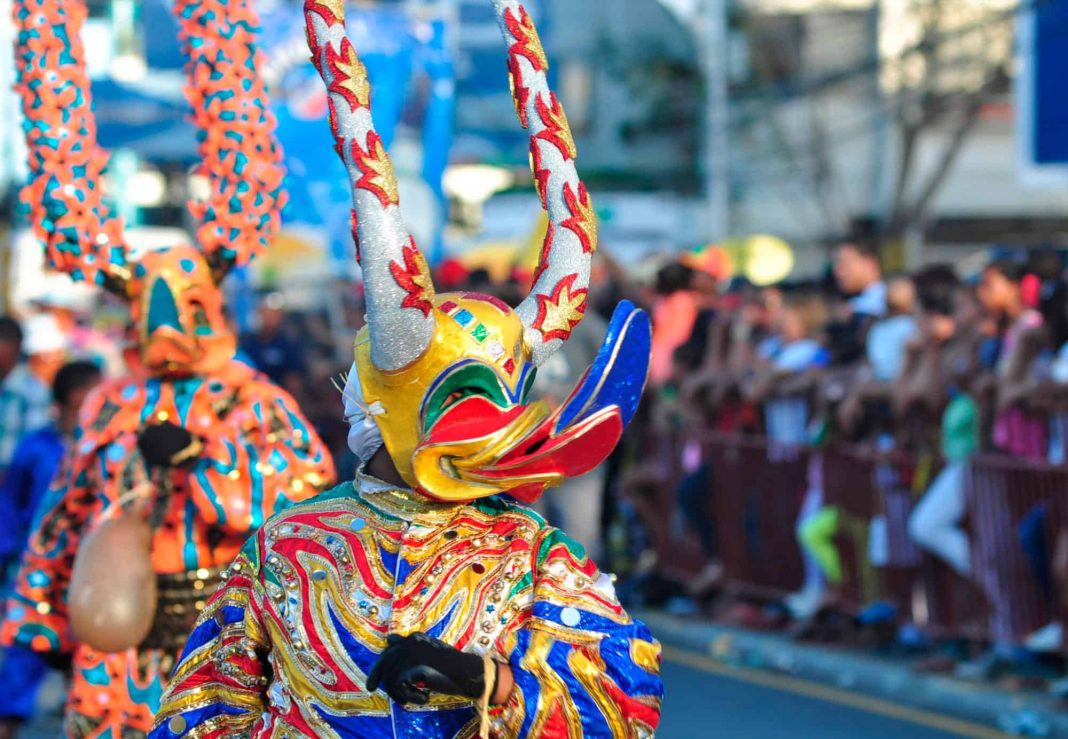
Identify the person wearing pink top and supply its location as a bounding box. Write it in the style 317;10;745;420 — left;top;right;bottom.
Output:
650;263;699;386
981;261;1048;460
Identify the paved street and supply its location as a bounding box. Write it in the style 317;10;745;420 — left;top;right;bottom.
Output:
658;648;1007;739
21;650;1009;738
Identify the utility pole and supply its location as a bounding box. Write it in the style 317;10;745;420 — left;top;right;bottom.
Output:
700;0;730;243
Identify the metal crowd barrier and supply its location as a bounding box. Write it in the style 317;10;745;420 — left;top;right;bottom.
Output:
700;433;806;599
967;456;1068;645
627;429;1068;645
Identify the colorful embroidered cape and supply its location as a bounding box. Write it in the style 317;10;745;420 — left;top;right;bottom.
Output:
151;479;663;737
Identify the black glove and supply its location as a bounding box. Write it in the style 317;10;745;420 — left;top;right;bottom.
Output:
366;633;490;705
137;422;200;467
42;651;73;674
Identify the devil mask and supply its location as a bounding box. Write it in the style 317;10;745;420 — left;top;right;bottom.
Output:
129;246;237;377
16;0;285;378
307;0;651;503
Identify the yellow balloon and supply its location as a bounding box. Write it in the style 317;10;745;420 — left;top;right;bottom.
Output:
744;234;795;286
720;234;795;286
68;513;157;653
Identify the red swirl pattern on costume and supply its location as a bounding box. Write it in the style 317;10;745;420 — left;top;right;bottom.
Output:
151;485;663;737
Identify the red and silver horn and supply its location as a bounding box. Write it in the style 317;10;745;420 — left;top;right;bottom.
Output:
493;0;595;366
304;0;436;372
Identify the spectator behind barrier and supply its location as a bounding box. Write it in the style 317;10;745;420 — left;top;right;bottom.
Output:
907;274;982;577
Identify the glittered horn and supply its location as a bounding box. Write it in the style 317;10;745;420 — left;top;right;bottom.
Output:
304;0;436;372
493;0;595;367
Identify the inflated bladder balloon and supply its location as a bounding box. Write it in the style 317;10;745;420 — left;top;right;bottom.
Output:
68;513;156;653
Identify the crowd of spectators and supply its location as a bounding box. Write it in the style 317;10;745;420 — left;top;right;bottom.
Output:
614;240;1068;688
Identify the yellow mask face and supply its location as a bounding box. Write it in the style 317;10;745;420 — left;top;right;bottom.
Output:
355;292;546;500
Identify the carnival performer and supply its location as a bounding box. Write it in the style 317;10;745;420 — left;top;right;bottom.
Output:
2;0;336;735
151;1;662;736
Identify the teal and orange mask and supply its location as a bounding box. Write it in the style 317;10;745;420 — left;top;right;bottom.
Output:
129;246;236;377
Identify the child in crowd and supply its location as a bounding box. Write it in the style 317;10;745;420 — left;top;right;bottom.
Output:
748;296;832;619
907;280;983;577
981;261;1048;459
750;295;831;452
837;274;918;441
954;261;1050;678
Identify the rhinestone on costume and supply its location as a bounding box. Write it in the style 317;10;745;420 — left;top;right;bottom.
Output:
270;681;285;705
560;607;581;627
168;716;187;734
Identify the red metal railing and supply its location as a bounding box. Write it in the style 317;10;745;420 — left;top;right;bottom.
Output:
626;429;1068;644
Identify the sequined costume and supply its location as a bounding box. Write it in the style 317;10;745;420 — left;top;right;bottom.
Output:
2;0;336;735
152;0;662;736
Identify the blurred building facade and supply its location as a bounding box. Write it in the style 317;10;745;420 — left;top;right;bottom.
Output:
723;0;1068;273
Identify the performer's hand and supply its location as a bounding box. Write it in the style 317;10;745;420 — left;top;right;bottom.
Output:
137;422;201;467
42;651;73;674
366;632;492;705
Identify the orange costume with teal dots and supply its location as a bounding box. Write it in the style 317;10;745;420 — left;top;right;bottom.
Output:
151;1;662;737
2;0;335;735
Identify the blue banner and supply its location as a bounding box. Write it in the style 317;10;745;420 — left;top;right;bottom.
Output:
451;0;551;163
1032;0;1068;164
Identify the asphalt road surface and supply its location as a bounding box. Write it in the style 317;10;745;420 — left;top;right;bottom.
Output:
23;649;1009;738
658;646;1008;739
